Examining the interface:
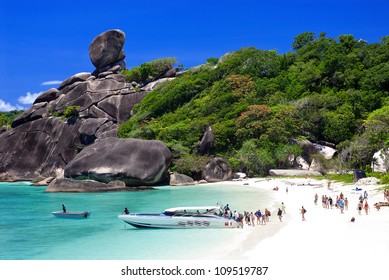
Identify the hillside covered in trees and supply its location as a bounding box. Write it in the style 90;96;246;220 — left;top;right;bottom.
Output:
118;32;389;178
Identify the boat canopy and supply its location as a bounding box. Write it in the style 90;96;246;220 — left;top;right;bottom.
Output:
163;206;221;215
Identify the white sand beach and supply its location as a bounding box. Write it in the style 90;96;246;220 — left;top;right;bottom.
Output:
206;177;388;279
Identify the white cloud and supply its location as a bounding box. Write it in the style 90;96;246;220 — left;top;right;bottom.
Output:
0;99;17;111
41;80;63;86
0;99;24;112
18;92;42;105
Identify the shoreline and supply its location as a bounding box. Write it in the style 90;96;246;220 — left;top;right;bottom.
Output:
204;176;388;277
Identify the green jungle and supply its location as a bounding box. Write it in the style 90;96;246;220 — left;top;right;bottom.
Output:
119;32;389;179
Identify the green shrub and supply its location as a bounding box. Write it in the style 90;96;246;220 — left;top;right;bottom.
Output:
63;106;80;119
379;173;389;184
122;57;177;84
171;155;210;180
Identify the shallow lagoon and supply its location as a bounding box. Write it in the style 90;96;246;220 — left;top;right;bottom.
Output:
0;182;276;260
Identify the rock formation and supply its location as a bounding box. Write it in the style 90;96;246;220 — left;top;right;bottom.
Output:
88;29;126;74
64;138;172;186
0;29;173;189
202;157;233;182
169;172;195;186
198;125;214;156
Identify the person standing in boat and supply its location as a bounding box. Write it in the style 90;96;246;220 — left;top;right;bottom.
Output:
62;204;66;213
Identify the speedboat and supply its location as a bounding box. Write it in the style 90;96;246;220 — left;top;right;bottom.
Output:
52;211;91;219
118;206;240;229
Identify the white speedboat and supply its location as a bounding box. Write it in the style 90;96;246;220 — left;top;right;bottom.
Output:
52;211;91;219
118;206;240;229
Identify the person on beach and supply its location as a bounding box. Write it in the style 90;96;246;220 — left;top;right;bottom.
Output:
122;207;129;215
345;197;349;210
300;206;306;221
250;212;255;226
277;208;283;222
236;213;244;228
338;198;345;214
265;208;271;222
314;193;318;205
281;202;286;214
286;187;288;194
364;201;370;215
62;204;66;213
357;200;363;215
364;191;368;200
261;212;267;225
255;210;261;225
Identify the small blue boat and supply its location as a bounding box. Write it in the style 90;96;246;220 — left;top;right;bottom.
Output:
52;211;91;219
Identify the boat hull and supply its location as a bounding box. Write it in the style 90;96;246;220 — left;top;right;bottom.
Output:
52;211;91;219
118;213;239;229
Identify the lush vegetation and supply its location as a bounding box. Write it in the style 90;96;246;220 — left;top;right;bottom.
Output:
118;32;389;177
0;110;24;127
121;57;178;85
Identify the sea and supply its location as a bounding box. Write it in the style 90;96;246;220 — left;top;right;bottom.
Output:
0;181;277;260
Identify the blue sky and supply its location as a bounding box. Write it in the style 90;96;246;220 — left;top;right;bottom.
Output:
0;0;388;112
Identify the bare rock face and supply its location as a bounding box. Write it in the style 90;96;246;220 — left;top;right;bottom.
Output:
198;125;214;156
0;117;83;181
169;173;195;186
64;138;172;186
0;30;170;186
202;157;233;182
88;29;126;72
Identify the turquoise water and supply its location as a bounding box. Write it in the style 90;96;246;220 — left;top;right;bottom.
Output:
0;182;275;260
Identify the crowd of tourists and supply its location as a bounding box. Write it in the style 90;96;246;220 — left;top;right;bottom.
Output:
222;202;287;228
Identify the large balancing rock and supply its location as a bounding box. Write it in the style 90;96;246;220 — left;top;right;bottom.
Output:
88;29;126;70
64;138;172;186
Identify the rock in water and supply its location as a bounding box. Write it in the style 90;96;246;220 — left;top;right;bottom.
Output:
88;29;126;71
169;173;195;186
64;138;172;186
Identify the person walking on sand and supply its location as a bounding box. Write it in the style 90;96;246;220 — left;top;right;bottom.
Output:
277;208;283;222
357;200;363;215
345;197;349;210
281;202;286;214
300;206;306;221
250;212;255;227
265;208;271;222
314;193;318;205
338;198;345;214
364;191;368;200
364;201;370;215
